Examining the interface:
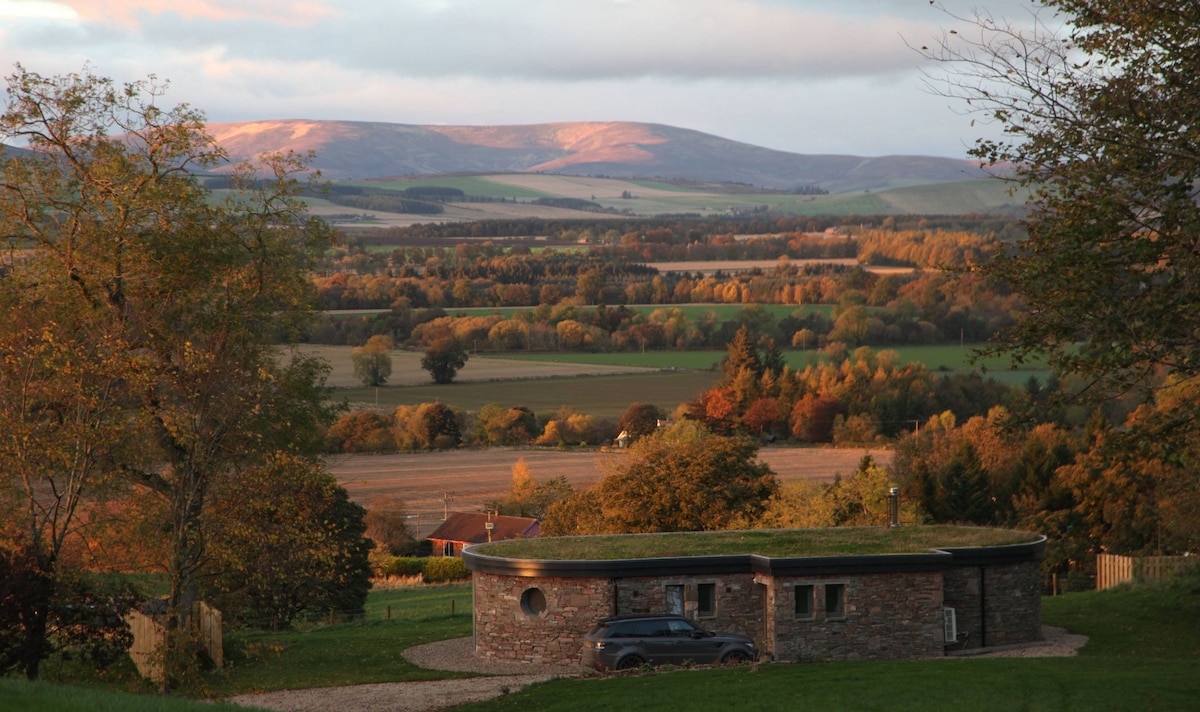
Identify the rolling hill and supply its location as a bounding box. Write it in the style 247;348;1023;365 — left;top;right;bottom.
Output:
207;119;989;194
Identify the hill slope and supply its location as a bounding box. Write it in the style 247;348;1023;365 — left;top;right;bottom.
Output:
207;120;986;193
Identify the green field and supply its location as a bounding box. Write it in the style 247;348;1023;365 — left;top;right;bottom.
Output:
494;343;1049;385
324;341;1048;415
344;369;721;418
441;304;829;320
308;174;1027;220
342;177;552;200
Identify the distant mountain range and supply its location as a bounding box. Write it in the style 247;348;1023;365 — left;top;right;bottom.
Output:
206;120;988;194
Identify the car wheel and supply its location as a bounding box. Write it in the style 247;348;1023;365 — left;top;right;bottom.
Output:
615;655;645;670
722;650;752;664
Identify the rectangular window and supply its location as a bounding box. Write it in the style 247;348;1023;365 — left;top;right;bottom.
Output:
824;583;845;618
442;541;455;557
665;584;684;615
794;584;814;619
697;583;716;618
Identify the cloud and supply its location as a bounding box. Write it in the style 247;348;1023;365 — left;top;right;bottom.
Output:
56;0;331;25
0;0;1032;158
40;1;941;82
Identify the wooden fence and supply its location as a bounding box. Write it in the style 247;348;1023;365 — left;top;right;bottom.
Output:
126;602;222;682
1095;553;1197;590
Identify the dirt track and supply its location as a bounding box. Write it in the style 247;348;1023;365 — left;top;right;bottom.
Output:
328;447;891;538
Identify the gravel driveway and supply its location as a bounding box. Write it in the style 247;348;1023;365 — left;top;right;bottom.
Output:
228;627;1086;712
227;637;578;712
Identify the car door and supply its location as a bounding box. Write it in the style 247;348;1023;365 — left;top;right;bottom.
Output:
633;619;676;664
668;618;722;664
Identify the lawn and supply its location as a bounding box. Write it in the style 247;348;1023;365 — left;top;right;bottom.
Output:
7;574;1200;711
209;584;474;696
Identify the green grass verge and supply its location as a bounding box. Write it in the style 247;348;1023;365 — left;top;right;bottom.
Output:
455;657;1200;711
472;525;1040;560
0;679;263;712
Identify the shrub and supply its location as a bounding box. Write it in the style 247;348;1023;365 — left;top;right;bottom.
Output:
422;557;469;583
378;557;427;578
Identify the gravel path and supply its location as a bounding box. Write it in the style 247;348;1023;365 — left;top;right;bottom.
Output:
228;638;578;712
228;628;1086;712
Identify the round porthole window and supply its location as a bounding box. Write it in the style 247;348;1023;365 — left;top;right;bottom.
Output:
520;587;547;617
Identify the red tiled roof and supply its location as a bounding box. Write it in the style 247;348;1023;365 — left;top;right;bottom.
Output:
427;512;539;545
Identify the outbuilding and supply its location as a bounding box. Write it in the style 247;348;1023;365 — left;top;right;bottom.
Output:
463;527;1045;665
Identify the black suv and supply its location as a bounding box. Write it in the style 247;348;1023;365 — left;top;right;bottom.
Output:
581;615;756;670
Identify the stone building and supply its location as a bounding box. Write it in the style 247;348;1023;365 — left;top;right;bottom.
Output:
463;530;1044;665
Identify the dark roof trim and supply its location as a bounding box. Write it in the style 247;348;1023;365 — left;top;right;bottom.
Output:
463;536;1046;579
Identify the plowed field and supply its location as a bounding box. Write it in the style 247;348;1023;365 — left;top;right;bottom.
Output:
329;447;892;538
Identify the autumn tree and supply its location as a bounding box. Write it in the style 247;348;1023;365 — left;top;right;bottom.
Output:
351;334;393;387
421;337;468;384
201;455;373;629
472;404;539;446
547;421;777;533
495;458;573;519
616;402;664;441
364;495;415;555
0;66;335;677
926;2;1200;429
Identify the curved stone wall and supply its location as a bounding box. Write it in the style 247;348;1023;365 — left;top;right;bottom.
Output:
464;534;1045;665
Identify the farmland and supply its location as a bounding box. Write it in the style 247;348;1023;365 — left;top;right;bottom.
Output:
328;446;891;538
311;173;1026;224
300;341;1047;413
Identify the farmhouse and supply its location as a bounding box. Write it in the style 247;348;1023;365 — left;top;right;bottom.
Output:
428;511;540;557
463;527;1044;665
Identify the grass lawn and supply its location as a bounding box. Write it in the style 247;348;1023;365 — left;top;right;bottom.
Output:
7;574;1199;711
6;583;474;709
208;584;474;696
0;679;261;712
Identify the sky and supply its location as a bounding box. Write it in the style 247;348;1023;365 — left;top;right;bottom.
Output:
0;0;1042;158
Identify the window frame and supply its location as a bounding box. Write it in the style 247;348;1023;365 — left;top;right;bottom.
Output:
665;584;685;616
696;582;717;618
824;582;846;619
794;584;815;620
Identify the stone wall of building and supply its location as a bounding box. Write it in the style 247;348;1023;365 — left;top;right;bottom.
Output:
614;573;765;643
764;571;945;661
472;572;614;665
982;561;1043;647
466;535;1045;664
942;560;1042;650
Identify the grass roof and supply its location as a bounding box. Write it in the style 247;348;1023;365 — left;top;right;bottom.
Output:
471;526;1040;561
